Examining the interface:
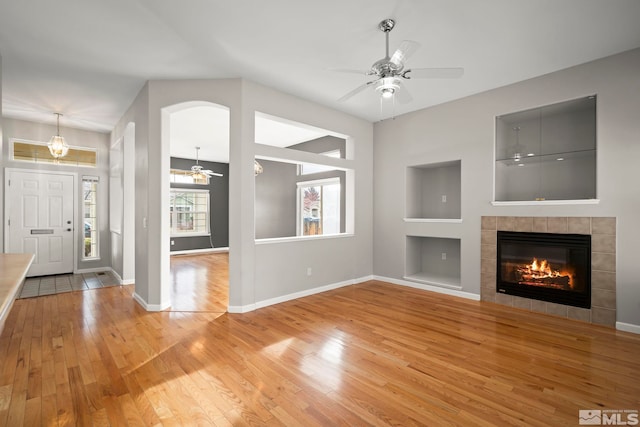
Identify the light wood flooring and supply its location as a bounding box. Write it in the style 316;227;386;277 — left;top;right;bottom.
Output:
1;252;639;426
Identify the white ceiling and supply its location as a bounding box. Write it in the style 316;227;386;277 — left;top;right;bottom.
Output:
2;1;640;154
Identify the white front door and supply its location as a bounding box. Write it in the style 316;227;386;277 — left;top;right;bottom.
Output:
5;170;75;277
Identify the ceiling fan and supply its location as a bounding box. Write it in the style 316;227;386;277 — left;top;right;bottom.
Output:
337;18;464;103
190;146;223;178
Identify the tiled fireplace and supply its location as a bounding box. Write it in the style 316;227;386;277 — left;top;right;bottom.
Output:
481;216;616;327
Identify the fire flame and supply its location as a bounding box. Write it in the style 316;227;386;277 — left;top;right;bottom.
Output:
521;258;574;287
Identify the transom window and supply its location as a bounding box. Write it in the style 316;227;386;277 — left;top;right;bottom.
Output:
170;169;209;185
11;139;97;167
170;189;210;236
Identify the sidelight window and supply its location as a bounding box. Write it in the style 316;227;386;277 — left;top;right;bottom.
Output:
82;176;99;259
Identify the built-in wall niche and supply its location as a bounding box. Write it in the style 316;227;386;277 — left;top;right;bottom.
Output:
495;96;597;202
406;160;461;220
405;236;461;289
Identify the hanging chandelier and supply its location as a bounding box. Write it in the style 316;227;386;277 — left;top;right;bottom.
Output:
48;113;69;159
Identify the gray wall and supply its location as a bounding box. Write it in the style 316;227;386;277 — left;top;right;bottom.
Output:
170;157;229;250
255;159;297;239
373;48;640;328
1;117;111;271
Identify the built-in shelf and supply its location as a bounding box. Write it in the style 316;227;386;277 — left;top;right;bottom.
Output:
495;95;596;202
406;236;461;290
491;199;600;207
406;160;461;220
403;273;462;290
403;218;463;223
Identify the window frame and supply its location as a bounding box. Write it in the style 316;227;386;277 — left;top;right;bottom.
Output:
82;176;100;260
296;177;341;237
169;188;211;237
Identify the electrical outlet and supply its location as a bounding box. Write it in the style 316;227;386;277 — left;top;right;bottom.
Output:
307;267;312;276
171;240;175;246
441;195;447;203
441;252;447;260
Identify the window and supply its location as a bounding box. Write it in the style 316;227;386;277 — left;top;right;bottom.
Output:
299;149;341;175
12;139;97;167
170;189;210;236
170;169;209;185
82;176;99;259
297;178;340;236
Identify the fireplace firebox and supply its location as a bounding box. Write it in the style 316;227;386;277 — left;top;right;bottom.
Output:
496;231;591;309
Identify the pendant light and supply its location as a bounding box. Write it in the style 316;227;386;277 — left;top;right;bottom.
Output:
48;113;69;158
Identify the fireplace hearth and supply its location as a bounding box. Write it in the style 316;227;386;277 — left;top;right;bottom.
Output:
497;231;591;309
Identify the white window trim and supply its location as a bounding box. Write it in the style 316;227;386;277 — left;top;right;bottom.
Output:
170;188;211;238
82;176;100;261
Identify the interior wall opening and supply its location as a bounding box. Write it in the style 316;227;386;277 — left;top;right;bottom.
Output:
163;101;230;312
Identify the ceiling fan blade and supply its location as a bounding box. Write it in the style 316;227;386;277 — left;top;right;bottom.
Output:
337;79;380;102
203;170;223;177
329;68;370;75
390;40;421;68
405;67;464;79
394;81;413;104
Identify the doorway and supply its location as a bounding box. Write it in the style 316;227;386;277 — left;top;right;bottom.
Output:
5;169;76;276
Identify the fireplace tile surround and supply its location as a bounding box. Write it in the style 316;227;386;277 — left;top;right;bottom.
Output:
481;216;616;327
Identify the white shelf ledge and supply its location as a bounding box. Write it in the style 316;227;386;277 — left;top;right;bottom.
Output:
491;199;600;207
403;218;463;223
403;273;462;291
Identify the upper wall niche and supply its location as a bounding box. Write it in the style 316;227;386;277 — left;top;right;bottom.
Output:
495;96;597;202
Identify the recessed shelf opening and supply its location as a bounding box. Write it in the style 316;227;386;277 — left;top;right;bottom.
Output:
495;96;597;202
405;236;461;288
406;160;461;219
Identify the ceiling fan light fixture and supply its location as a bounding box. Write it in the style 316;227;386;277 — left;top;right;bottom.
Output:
376;77;400;99
48;113;69;158
381;87;395;99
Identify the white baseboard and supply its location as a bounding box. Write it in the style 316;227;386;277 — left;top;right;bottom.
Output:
132;292;171;312
227;275;373;313
170;247;229;256
372;275;481;301
109;268;134;285
616;321;640;335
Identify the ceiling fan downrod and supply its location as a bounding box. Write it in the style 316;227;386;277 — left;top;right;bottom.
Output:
378;19;395;59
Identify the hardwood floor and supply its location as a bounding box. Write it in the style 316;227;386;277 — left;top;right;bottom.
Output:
1;253;639;426
169;253;228;312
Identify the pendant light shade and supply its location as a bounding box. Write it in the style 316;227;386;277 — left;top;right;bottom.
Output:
48;113;69;158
